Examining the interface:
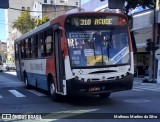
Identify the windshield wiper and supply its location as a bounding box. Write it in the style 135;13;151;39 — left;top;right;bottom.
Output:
107;28;114;61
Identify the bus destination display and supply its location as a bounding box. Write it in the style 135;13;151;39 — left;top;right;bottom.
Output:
66;16;126;27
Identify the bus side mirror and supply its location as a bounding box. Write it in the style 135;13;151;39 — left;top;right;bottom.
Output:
130;32;137;53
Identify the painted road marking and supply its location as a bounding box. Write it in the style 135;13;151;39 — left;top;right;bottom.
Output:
27;90;46;96
134;87;160;91
8;90;26;97
0;95;3;98
132;88;143;91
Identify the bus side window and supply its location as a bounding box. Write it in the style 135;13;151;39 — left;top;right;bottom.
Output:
46;28;53;57
15;44;18;60
40;33;45;57
28;38;31;58
34;34;38;58
25;39;29;58
44;31;47;57
21;41;24;59
37;34;41;58
23;40;26;59
30;37;35;58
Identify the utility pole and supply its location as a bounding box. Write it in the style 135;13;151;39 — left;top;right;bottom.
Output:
79;0;81;12
152;0;158;82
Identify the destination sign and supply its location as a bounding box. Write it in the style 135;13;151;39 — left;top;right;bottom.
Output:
65;16;127;27
80;19;112;25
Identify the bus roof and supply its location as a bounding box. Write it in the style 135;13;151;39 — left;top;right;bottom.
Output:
15;21;50;43
15;12;127;43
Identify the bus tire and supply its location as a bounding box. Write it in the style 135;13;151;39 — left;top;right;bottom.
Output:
24;73;30;89
99;93;111;98
49;78;62;102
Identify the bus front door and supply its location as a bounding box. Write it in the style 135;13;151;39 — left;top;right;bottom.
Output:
54;29;65;94
18;45;23;81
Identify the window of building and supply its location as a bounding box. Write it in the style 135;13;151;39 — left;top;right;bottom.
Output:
22;7;25;10
76;2;78;6
27;7;30;11
44;0;47;3
50;0;53;4
60;0;65;3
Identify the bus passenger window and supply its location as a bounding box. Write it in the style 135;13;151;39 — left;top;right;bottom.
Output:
15;44;18;59
21;41;25;59
31;37;36;58
25;39;29;58
40;33;45;57
34;35;38;58
28;38;31;58
37;34;41;58
46;29;53;57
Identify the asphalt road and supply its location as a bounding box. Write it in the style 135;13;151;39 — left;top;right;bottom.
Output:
0;71;160;122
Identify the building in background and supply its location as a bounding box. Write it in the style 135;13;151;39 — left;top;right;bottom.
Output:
0;41;7;52
5;0;80;63
31;0;80;19
5;0;40;63
0;41;7;62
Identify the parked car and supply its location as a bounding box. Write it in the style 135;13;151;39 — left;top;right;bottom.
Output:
5;61;16;71
0;62;6;72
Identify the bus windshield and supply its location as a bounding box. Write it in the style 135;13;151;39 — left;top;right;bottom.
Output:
66;27;130;68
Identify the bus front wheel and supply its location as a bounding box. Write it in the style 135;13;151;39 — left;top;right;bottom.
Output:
99;93;111;98
49;80;61;102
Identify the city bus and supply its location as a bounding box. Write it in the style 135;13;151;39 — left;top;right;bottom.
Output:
15;12;134;101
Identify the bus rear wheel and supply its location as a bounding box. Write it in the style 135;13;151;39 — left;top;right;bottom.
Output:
99;93;111;98
24;73;30;89
49;79;62;102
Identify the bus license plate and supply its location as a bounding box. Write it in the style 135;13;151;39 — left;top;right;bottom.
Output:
89;87;100;92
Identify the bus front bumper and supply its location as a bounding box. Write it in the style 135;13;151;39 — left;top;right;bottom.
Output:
66;73;134;96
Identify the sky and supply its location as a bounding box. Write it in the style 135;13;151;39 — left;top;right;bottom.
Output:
0;0;90;42
81;0;90;4
0;8;6;41
0;0;143;42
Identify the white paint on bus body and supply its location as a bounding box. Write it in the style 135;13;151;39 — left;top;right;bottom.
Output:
64;56;74;80
8;90;26;97
0;95;3;98
21;59;46;75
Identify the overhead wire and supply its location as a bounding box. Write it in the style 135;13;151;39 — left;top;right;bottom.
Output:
8;6;80;13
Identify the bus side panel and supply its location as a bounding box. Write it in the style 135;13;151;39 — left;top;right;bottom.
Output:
46;57;57;87
26;72;48;90
15;61;21;80
36;74;48;90
22;59;48;90
27;72;36;86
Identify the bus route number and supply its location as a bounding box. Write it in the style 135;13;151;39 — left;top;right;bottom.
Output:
80;19;91;25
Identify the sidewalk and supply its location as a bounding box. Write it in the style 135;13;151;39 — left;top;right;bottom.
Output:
133;77;160;86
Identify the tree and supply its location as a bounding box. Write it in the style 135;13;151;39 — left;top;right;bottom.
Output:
125;0;154;14
12;11;35;34
34;16;50;27
13;11;50;34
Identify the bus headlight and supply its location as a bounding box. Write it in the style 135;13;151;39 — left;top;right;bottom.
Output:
81;78;85;82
